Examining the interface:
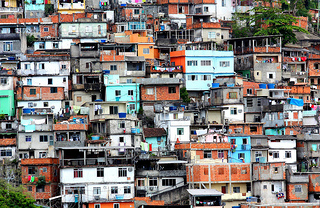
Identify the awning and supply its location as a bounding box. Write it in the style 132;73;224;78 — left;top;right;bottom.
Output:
187;189;223;196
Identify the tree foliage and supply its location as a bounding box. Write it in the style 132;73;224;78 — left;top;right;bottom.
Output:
0;179;36;208
180;87;190;103
232;5;309;45
26;35;36;48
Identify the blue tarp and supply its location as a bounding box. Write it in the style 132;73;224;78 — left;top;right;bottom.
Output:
287;98;304;106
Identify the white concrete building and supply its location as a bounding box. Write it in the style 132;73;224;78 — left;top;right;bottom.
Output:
267;135;297;164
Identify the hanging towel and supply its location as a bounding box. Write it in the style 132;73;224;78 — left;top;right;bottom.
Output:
144;143;149;151
21;119;31;126
28;176;31;182
149;144;152;151
31;176;35;182
140;142;145;151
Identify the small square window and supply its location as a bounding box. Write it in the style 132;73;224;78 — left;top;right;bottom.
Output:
43;27;49;32
28;186;32;192
168;87;176;93
48;78;53;85
177;128;184;135
128;90;133;96
30;89;36;95
50;87;57;93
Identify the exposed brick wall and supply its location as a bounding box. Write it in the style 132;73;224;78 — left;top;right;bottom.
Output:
175;142;231;150
141;85;180;101
16;86;64;101
286;183;308;201
229;124;263;135
40;24;58;38
0;138;16;146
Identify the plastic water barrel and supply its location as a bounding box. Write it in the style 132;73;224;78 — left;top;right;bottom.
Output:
212;83;220;88
267;84;275;89
259;84;267;89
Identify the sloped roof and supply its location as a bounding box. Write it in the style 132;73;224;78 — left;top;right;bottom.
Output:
143;128;166;138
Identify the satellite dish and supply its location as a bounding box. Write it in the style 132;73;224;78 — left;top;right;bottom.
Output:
216;33;220;36
207;83;211;87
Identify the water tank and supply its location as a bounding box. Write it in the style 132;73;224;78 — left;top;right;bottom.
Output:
212;83;220;88
259;84;267;89
118;113;126;118
267;84;275;89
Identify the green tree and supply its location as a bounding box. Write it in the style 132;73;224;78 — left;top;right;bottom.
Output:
180;87;190;103
232;5;309;45
26;35;36;47
0;179;36;208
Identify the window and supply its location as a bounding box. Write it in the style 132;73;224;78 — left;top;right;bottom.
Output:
169;87;176;93
50;87;57;93
188;75;198;81
36;185;45;193
48;78;53;85
204;151;212;158
128;90;133;96
93;187;101;195
40;135;48;142
201;75;212;81
49;136;54;146
25;64;31;70
114;204;119;208
74;169;83;178
255;151;262;160
124;186;131;193
30;89;36;95
146;88;154;95
39;152;47;158
285;151;291;158
42;102;48;108
127;79;132;83
5;123;12;129
28;186;32;192
238;153;245;159
42;167;47;173
143;48;150;54
162;179;176;186
119;121;125;128
177;128;184;135
127;104;135;111
233;187;240;193
43;27;49;32
271;184;275;192
77;96;82;102
263;185;267;189
97;168;104;177
38;63;45;69
247;98;253;107
118;168;127;177
86;62;91;68
241;167;248;174
204;6;209;12
250;126;257;132
295;185;302;193
229;92;237;99
187;60;197;66
208;32;216;39
109;106;118;114
110;65;117;71
0;78;7;85
26;136;32;142
0;149;12;157
95;205;101;208
230;107;237;115
273;151;279;158
98;25;101;34
111;186;118;194
218;150;224;158
149;178;157;186
53;42;58;48
115;90;121;96
3;42;12;51
257;98;261;106
27;79;32;85
220;61;230;67
274;167;279;173
137;179;145;186
28;167;36;174
268;73;274;79
221;186;227;194
201;60;211;66
119;137;124;143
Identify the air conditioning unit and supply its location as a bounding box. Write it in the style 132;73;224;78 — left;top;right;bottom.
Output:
149;187;154;191
128;167;133;172
94;195;100;200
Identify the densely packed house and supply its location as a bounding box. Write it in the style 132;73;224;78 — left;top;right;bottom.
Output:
1;0;320;208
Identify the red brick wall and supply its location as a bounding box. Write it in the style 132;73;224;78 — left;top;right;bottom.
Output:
24;184;59;200
141;85;180;101
243;81;261;96
175;142;231;150
286;183;308;201
40;24;58;38
16;86;64;101
187;163;251;183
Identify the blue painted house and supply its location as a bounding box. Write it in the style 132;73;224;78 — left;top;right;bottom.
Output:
170;50;234;92
228;135;251;163
143;128;167;152
104;74;140;114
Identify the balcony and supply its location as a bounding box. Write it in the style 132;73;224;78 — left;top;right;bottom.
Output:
263;104;283;112
221;192;252;201
84;83;103;91
0;7;23;13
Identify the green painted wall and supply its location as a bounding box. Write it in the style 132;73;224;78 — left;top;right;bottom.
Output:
0;90;15;116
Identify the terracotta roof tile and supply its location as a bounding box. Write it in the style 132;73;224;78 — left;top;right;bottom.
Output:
143;128;166;138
